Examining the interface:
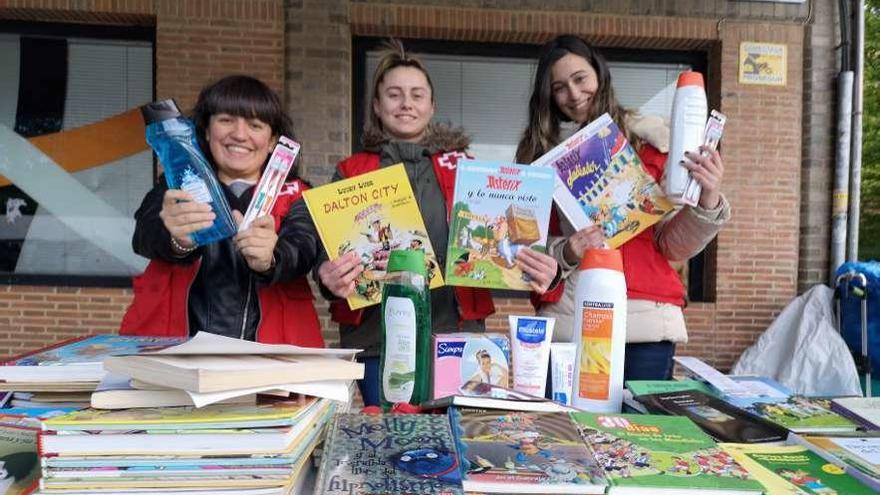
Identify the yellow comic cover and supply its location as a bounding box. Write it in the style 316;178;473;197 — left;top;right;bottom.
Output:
303;164;443;310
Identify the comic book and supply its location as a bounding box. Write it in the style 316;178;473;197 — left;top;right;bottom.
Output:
530;112;674;248
445;160;554;290
303;164;443;310
0;335;185;382
313;413;464;495
570;412;763;494
449;408;607;493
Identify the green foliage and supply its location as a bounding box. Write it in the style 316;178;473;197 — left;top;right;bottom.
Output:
861;0;880;259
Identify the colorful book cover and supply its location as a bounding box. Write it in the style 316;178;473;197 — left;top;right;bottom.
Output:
302;164;443;310
636;389;788;443
724;384;857;433
449;408;607;493
795;434;880;491
43;398;316;431
1;335;185;368
719;443;810;495
445;160;554;290
0;423;40;495
742;444;876;494
314;413;463;495
570;412;763;493
529;112;674;248
625;379;718;398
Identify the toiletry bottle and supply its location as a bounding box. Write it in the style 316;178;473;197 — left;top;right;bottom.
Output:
571;248;627;412
379;249;432;410
141;99;236;246
665;71;708;202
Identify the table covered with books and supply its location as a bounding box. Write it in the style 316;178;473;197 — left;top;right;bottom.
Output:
1;330;879;495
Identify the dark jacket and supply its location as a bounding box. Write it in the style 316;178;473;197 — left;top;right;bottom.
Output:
120;178;323;346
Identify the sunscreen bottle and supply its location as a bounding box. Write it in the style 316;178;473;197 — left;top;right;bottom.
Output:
141;99;236;246
665;71;708;202
571;249;627;412
379;249;431;410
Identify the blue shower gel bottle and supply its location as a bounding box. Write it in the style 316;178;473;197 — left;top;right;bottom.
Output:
141;99;236;246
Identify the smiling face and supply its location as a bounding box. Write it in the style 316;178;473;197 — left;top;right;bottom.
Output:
206;113;276;184
372;66;435;143
550;52;600;125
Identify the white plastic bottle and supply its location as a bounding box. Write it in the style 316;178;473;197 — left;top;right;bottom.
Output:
570;248;627;412
665;71;708;202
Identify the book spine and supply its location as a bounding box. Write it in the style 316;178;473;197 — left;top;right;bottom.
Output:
831;401;880;430
1;335;91;366
311;413;339;495
446;407;471;478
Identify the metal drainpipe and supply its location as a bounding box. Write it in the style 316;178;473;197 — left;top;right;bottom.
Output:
831;71;854;282
847;0;865;262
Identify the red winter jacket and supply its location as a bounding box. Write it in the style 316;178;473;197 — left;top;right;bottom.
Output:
326;151;495;326
120;179;324;347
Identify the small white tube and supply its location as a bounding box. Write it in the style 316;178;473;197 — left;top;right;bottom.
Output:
509;315;555;397
550;343;577;406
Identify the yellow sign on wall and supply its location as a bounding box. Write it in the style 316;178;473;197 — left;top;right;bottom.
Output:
739;42;787;86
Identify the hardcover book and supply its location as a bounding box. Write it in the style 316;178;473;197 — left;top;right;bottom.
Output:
449;408;607;493
792;433;880;492
739;444;876;494
302;164;444;310
635;389;788;443
0;335;185;383
570;412;763;494
625;379;718;398
0;423;39;495
313;413;464;495
723;380;857;433
445;160;554;290
830;397;880;430
529;112;674;247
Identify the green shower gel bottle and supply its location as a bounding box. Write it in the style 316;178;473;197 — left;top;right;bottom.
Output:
379;249;432;410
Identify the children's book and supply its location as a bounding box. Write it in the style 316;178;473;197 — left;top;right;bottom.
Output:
449;408;607;493
0;423;40;495
445;160;554;290
313;413;464;495
303;164;444;309
635;389;788;443
719;443;811;495
529;112;674;247
570;412;764;494
0;335;185;382
625;379;718;398
738;443;877;494
830;397;880;430
791;433;880;492
723;380;857;433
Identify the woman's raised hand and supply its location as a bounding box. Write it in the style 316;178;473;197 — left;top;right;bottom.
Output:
159;189;215;250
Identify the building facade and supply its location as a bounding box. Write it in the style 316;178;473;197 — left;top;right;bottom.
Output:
0;0;837;371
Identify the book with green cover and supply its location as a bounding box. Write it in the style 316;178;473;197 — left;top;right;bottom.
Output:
625;379;718;397
742;444;876;494
719;443;809;495
570;412;763;494
792;433;880;492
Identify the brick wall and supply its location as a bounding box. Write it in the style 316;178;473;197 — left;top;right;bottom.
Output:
0;1;821;374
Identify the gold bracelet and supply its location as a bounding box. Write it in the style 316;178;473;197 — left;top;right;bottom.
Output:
170;236;197;254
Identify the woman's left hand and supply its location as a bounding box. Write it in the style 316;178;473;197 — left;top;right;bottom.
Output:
683;145;724;209
233;212;278;273
515;248;558;294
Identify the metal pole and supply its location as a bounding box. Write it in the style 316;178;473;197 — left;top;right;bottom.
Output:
831;71;853;283
847;0;865;261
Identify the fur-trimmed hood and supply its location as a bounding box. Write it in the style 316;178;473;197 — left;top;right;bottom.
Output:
624;112;670;153
361;122;471;155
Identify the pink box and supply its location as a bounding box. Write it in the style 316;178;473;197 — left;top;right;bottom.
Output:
432;333;510;400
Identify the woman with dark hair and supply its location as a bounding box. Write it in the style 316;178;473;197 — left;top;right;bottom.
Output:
315;40;559;406
120;75;323;346
518;35;730;381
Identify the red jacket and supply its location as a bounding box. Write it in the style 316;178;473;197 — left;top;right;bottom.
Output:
327;151;495;326
120;179;324;347
533;143;686;309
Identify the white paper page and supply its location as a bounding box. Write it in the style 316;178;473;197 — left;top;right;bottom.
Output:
149;332;360;358
187;380;352;408
673;356;750;397
832;437;880;464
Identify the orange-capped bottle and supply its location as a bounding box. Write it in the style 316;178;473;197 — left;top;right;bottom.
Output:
571;248;627;412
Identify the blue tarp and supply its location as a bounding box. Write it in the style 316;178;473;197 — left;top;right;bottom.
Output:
836;261;880;374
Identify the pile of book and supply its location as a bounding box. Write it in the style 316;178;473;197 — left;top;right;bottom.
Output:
0;332;364;494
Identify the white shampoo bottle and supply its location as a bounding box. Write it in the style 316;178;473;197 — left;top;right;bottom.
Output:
571;249;627;412
665;71;708;201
